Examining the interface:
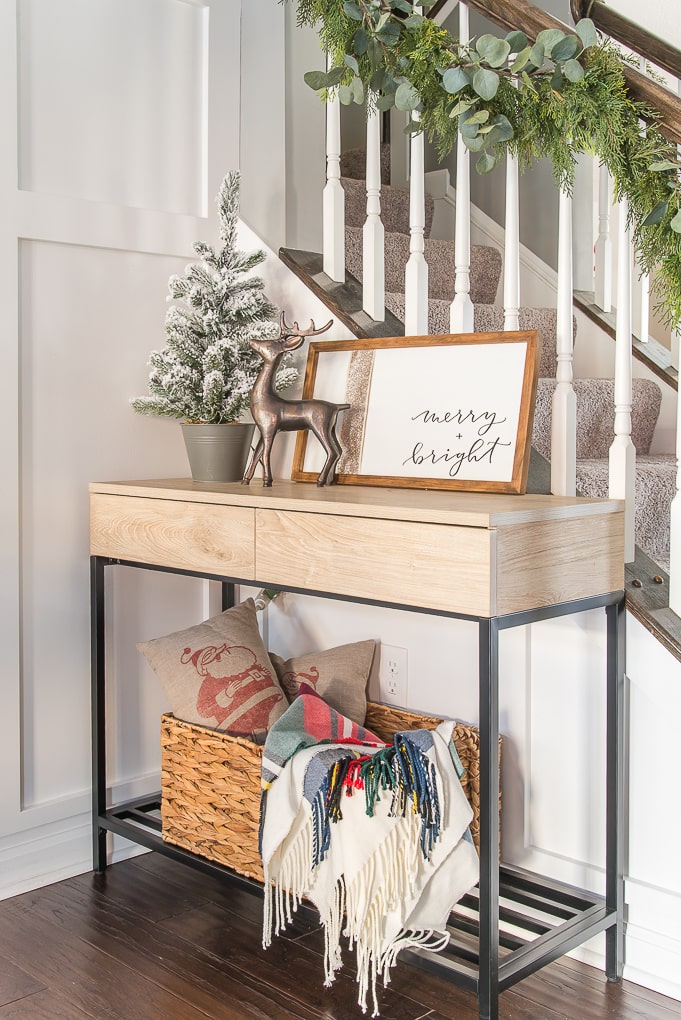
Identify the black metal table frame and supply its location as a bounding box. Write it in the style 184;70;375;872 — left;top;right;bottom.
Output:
91;555;625;1020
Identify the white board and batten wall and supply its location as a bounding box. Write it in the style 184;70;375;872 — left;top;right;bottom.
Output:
1;0;680;1006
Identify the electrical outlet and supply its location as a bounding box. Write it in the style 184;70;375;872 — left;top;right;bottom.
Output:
379;644;408;705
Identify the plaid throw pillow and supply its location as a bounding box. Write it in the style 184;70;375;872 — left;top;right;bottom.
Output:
138;599;287;743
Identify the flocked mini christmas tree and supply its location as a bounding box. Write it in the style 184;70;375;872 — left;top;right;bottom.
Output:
133;171;297;424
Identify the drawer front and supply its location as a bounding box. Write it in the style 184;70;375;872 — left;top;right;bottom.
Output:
90;494;255;577
495;512;624;614
256;509;493;616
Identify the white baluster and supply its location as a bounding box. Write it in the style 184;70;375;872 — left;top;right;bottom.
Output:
404;23;428;338
609;198;636;563
634;55;650;342
669;366;681;609
594;164;612;313
363;98;384;320
668;82;680;606
323;55;344;283
551;187;577;496
503;147;520;332
450;2;474;334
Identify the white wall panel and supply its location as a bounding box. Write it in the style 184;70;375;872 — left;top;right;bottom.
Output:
19;240;198;805
18;0;208;215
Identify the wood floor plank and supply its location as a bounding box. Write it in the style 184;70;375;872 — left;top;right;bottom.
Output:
2;857;681;1020
0;958;45;1008
0;904;219;1020
10;878;320;1020
0;988;96;1019
159;899;431;1020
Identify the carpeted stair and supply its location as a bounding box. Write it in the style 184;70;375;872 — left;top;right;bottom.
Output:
340;155;677;568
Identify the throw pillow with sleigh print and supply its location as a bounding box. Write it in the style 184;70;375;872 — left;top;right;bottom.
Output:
137;599;287;743
269;639;376;726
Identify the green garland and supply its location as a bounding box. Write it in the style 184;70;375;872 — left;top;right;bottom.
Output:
291;0;681;329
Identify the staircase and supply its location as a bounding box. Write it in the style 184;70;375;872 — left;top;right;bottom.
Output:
340;154;677;570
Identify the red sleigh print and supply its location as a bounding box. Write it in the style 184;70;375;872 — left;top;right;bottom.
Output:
182;641;284;740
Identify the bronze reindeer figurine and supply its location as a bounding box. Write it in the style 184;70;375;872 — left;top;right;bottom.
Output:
242;313;349;487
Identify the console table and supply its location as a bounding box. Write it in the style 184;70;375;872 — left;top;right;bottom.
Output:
90;478;625;1020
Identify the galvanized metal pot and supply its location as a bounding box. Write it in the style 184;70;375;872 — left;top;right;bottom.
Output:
181;422;255;483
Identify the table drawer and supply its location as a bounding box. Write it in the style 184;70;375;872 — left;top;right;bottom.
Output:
256;509;493;616
90;494;255;577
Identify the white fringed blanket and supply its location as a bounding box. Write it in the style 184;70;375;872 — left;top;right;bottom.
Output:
259;689;479;1016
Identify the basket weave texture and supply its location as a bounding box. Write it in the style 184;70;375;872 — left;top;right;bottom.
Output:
161;701;500;883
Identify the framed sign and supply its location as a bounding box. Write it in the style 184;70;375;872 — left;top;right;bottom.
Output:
291;331;540;494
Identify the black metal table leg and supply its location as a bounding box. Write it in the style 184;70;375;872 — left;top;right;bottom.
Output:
221;582;235;612
605;598;625;981
478;617;500;1020
91;556;108;872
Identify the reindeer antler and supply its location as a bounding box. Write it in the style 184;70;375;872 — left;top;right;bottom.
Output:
279;311;333;340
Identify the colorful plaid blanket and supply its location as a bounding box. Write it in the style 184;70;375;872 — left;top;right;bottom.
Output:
260;688;479;1016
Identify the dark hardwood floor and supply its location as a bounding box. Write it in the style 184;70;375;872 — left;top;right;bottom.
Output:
1;853;680;1019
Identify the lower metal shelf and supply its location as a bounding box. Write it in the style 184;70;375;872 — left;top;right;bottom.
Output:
99;795;616;993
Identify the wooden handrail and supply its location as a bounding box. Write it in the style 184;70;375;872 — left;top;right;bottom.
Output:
455;0;681;148
570;0;681;82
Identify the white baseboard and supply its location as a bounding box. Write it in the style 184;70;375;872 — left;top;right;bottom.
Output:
0;772;159;901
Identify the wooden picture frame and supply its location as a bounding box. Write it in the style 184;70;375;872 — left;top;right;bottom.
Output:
291;331;541;494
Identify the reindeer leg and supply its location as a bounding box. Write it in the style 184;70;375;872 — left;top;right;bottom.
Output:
242;435;263;484
261;434;275;487
324;418;344;485
311;424;336;487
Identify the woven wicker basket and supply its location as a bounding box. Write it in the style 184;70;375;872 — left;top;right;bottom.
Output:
161;701;500;883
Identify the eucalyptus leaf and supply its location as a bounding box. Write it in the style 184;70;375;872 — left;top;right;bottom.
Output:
505;30;528;53
671;209;681;233
551;35;579;62
464;110;490;125
376;11;391;31
472;67;499;101
371;68;388;91
339;84;353;105
352;77;365;103
642;200;669;226
510;46;532;73
344;54;359;74
536;29;566;58
377;20;401;45
551;68;564;91
522;70;536;91
442;66;471;94
459;119;480;138
650;160;679;172
450;98;475;117
395;81;421;111
563;59;584;82
368;38;382;67
487;39;511;68
476;34;500;58
303;70;328;91
391;0;413;12
477;152;497;174
462;134;485;151
343;1;364;21
353;28;369;55
326;66;346;87
376;92;396;110
529;43;545;68
404;118;424;134
404;14;423;29
575;17;598;49
485;113;514;145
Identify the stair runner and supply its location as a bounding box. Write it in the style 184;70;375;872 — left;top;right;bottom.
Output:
340;158;676;569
